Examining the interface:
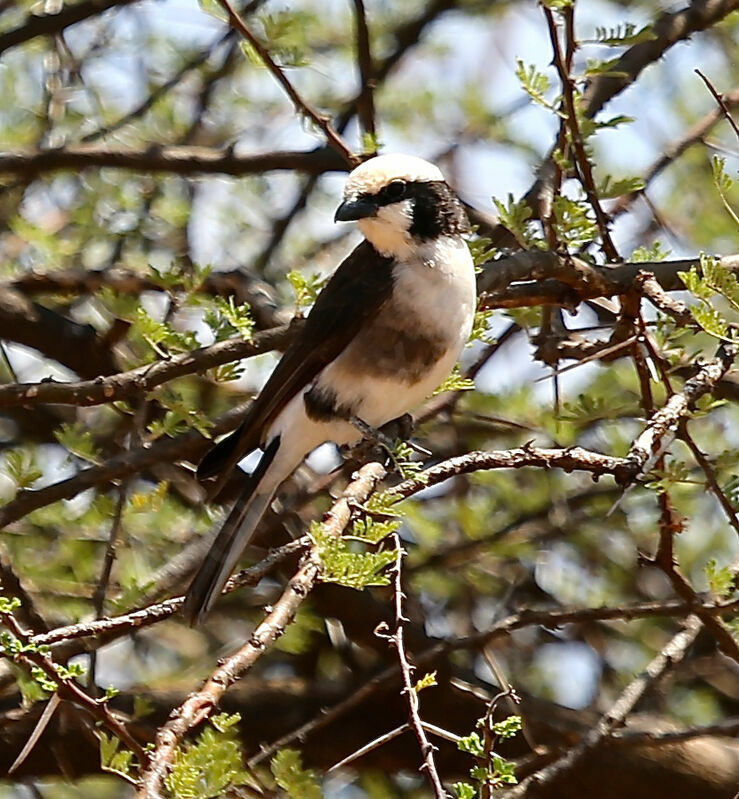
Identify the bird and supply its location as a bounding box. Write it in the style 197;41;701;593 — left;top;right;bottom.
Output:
183;153;476;625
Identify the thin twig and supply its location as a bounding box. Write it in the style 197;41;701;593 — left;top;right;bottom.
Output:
695;69;739;141
8;693;61;775
679;420;739;540
653;491;739;662
89;484;126;690
30;537;310;650
247;595;738;768
609;87;739;219
386;533;447;798
544;5;619;262
0;606;146;765
328;723;410;772
351;0;377;147
217;0;358;167
81;30;234;143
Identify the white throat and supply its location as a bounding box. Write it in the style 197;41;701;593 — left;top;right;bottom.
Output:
358;199;415;259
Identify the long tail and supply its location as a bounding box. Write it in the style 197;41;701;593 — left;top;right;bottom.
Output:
183;436;280;626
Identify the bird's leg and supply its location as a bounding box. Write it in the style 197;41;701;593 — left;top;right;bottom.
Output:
344;413;431;472
349;415;396;452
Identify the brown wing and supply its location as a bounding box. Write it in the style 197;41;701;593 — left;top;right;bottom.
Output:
197;240;395;487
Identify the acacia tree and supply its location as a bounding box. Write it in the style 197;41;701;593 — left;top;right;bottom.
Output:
0;0;738;797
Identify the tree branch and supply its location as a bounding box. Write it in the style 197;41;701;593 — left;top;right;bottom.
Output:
0;0;138;56
0;322;292;408
505;617;703;797
0;289;118;378
0;144;346;178
135;462;385;799
478;252;739;308
217;0;357;167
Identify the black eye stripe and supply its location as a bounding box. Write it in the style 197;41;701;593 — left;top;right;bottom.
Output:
385;179;406;199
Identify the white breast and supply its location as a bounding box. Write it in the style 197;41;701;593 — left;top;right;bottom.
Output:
320;235;476;427
392;236;476;345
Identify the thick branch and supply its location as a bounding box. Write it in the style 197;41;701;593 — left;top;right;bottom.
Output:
0;290;117;378
0;323;292;408
0;145;346;178
0;0;138;56
478;252;739;308
583;0;739;118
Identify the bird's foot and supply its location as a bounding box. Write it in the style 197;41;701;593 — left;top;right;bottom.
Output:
349;415;396;453
347;414;429;473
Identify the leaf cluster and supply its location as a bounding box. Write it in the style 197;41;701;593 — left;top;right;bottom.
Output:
165;713;251;799
454;713;522;797
311;517;397;590
678;253;739;340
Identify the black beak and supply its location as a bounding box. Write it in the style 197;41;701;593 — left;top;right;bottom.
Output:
334;197;377;222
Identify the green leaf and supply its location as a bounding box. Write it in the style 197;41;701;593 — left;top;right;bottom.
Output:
274;608;324;655
203;296;255;342
458;731;484;757
552;196;598;248
361;131;381;156
270;749;322;799
4;449;43;490
55;422;101;464
209;361;246;382
434;364;475;393
148;391;214;440
0;596;21;613
30;665;58;694
492;715;522;740
631;241;669;262
704;558;736;600
287;269;327;309
678;254;739;340
258;11;314;68
211;712;242;733
349;515;401;544
711;156;739;227
590;23;656;46
453;782;477;799
133;695;155;719
128;481;170;512
467;230;497;268
133;307;199;357
584;57;629;78
311;521;397;590
197;0;227;22
514;60;554;110
166;716;250;799
468;308;496;345
596;175;645;199
689;304;729;340
414;671;437;692
390;441;425;479
99;731;135;778
491;754;518;786
493;194;543;249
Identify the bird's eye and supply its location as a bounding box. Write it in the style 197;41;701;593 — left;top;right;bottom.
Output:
385;179;406;200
